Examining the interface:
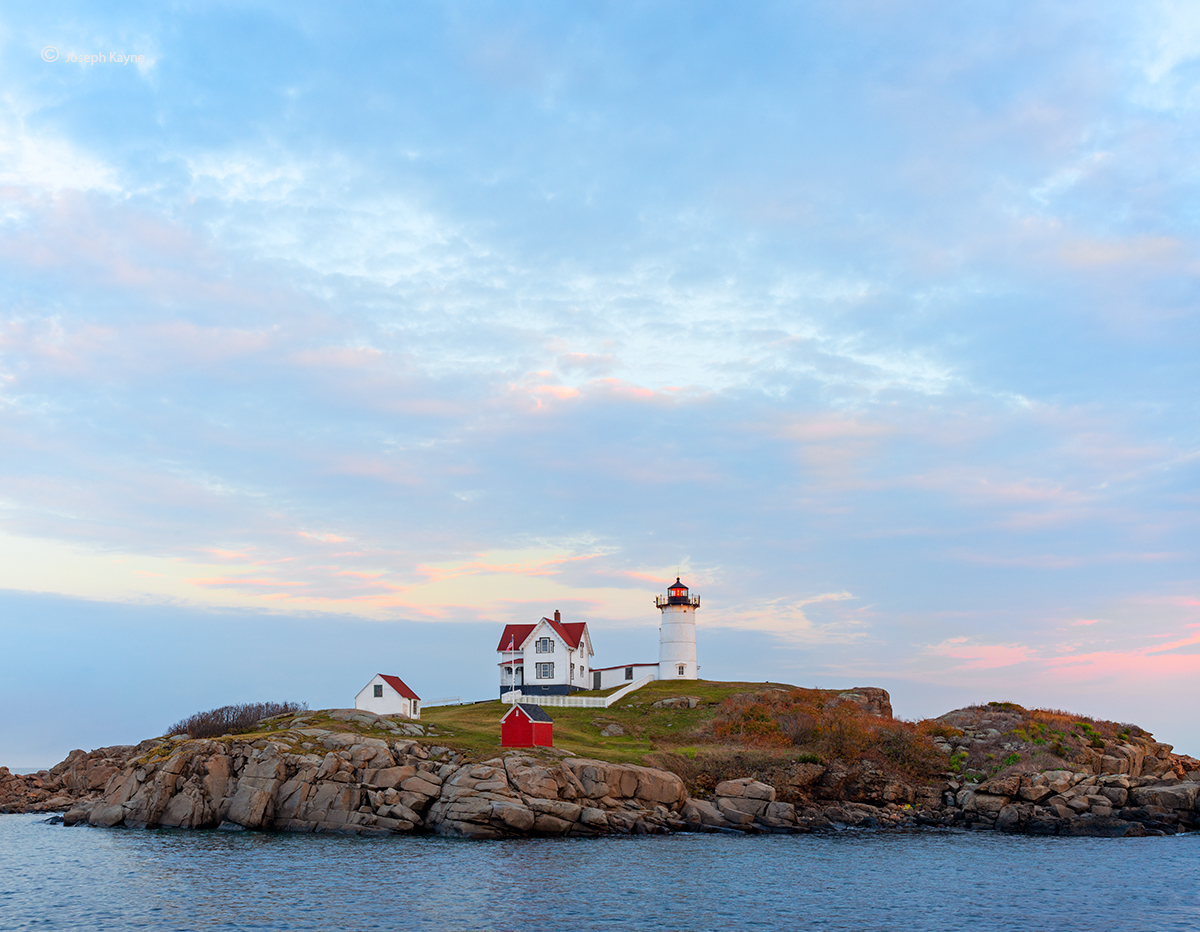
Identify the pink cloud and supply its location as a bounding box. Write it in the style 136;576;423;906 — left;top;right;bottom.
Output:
1058;235;1182;269
535;385;580;400
299;531;348;543
780;414;893;442
931;639;1036;670
187;576;309;590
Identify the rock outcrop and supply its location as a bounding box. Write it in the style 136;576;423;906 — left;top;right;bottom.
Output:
44;722;691;839
6;701;1199;840
827;688;894;720
0;743;148;814
913;771;1200;837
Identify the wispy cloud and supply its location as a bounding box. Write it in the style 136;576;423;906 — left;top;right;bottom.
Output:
0;1;1197;759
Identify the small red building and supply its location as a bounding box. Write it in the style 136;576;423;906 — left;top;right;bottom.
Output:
500;702;554;748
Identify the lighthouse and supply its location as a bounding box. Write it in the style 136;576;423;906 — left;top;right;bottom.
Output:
656;577;699;680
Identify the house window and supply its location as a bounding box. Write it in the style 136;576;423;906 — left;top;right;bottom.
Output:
678;664;685;676
537;662;554;679
373;684;383;698
536;638;555;653
625;666;633;681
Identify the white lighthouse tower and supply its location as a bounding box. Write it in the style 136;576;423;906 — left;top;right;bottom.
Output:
656;577;699;680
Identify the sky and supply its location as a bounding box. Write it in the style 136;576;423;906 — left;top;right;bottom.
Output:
1;1;1197;768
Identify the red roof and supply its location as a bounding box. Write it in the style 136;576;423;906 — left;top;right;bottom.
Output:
378;674;419;701
553;620;588;649
496;624;536;653
496;618;588;652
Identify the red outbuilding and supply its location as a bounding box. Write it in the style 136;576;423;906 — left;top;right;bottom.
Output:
500;702;554;748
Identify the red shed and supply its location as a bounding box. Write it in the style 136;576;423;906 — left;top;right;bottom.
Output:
501;702;554;748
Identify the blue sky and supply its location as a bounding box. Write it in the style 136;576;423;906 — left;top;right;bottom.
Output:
1;2;1197;767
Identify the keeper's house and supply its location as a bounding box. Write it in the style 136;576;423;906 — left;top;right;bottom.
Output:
354;674;421;719
497;611;593;698
500;703;554;748
590;662;660;691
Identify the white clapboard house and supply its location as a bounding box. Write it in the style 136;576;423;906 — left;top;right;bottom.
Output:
497;611;594;698
354;673;421;719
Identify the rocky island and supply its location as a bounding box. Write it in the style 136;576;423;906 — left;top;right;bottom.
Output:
3;681;1198;839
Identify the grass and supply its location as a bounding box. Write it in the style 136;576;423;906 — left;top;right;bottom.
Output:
423;679;950;788
140;680;986;791
420;680;795;763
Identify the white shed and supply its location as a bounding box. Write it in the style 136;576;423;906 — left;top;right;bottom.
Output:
354;673;421;719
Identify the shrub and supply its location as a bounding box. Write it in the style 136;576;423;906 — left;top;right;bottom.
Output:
712;701;790;747
168;701;308;739
815;707;874;761
876;723;946;774
776;709;819;746
921;722;964;740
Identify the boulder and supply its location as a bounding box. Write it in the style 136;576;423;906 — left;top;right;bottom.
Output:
762;801;797;827
828;688;893;719
715;778;776;801
89;803;128;827
994;804;1022;832
226;785;274;829
1040;770;1075;795
978;776;1021;797
715;799;757;825
651;697;701;710
1019;783;1054;804
1130;782;1198;811
971;794;1010;816
682;799;733;830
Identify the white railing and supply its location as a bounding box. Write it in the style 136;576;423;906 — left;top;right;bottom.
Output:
423;696;462;707
503;674;656;709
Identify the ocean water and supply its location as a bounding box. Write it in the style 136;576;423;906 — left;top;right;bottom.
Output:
2;814;1198;931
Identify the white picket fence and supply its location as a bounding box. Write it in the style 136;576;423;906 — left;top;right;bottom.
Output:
503;674;656;709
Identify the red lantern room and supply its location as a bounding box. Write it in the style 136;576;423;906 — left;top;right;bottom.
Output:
656;577;700;609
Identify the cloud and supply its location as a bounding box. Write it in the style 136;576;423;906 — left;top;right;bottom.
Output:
0;1;1196;761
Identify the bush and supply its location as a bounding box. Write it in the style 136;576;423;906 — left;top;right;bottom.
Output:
168;701;308;739
816;707;874;761
712;702;790;747
876;723;946;773
706;689;947;779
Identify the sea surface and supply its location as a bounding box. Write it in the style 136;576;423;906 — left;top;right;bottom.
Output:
2;813;1198;931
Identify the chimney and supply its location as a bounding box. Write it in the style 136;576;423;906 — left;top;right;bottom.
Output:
554;610;561;622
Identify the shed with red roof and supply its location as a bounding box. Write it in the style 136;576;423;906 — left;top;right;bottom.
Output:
354;673;421;719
